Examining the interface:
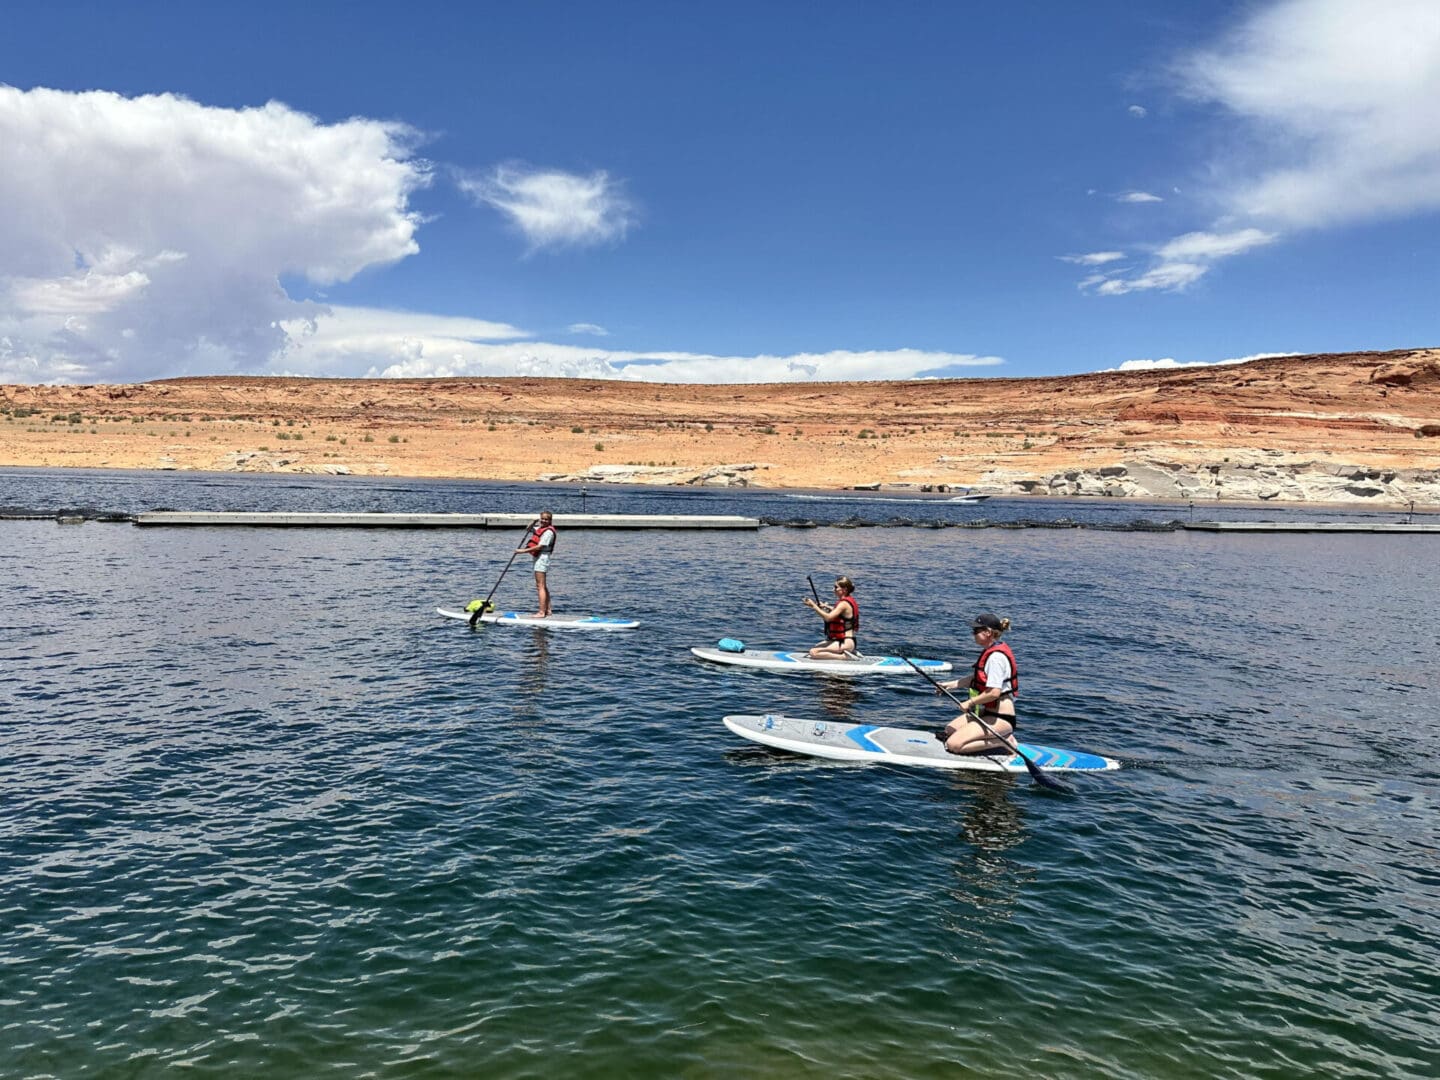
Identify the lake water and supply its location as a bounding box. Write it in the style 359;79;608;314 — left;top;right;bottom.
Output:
2;470;1437;1077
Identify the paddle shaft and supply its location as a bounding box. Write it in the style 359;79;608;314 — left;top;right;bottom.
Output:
902;657;1068;791
470;519;537;626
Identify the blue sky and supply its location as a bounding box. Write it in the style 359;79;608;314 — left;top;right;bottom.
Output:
2;0;1438;384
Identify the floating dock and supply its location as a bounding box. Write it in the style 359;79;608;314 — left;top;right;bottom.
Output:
1185;521;1440;533
132;511;759;529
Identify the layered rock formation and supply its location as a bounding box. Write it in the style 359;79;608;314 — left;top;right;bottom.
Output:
2;347;1437;505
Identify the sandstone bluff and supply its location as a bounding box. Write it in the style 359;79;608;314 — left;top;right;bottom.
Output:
2;348;1437;507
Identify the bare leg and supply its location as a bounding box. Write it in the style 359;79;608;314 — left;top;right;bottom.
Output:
534;571;551;618
807;640;850;660
943;716;1016;755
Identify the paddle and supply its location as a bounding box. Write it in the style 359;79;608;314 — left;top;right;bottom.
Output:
469;518;537;627
902;657;1070;792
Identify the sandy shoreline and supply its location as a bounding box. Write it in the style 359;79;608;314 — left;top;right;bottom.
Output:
3;347;1439;505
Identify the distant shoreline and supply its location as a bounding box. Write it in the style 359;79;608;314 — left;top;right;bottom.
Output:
1;462;1436;514
3;347;1438;507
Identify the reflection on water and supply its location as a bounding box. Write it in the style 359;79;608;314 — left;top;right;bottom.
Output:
941;777;1035;944
521;629;551;698
817;678;860;720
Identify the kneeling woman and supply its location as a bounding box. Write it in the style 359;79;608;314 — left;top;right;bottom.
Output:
804;577;859;660
939;613;1019;755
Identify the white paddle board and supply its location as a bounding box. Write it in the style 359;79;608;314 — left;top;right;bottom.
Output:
692;647;951;675
437;608;639;630
723;713;1119;772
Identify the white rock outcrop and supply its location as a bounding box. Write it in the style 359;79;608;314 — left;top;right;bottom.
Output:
537;463;771;487
978;454;1440;506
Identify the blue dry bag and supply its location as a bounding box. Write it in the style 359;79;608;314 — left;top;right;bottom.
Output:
718;638;745;653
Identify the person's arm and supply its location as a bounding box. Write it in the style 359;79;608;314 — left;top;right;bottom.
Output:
804;597;847;620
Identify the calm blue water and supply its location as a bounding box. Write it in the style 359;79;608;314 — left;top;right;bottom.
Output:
3;471;1438;1077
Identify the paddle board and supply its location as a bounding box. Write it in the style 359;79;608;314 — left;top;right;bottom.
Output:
437;608;639;630
723;714;1119;772
691;647;951;675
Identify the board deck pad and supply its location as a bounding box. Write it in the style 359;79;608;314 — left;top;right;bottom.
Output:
692;647;951;675
723;713;1119;772
437;608;639;630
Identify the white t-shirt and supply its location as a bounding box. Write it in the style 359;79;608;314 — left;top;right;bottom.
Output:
981;650;1014;696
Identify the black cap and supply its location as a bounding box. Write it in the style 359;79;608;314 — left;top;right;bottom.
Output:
971;612;1002;631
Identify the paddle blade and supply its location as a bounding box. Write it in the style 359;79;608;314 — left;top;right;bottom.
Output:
1017;751;1072;793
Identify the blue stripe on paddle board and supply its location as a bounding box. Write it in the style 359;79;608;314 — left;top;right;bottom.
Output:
846;725;884;753
1016;745;1111;771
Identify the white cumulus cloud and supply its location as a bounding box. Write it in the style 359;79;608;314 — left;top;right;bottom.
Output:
271;306;1002;383
1109;351;1297;371
457;164;635;251
0;86;429;384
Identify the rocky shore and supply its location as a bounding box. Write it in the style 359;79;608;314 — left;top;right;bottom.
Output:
983;454;1440;505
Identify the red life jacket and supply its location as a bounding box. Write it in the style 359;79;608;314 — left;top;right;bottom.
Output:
825;594;859;641
974;642;1018;697
532;523;557;552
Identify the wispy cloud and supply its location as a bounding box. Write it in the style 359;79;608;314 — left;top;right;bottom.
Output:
1074;0;1440;295
1084;225;1279;297
1177;0;1440;229
1059;251;1127;266
1117;191;1163;204
0;86;427;383
1128;104;1148;118
1090;262;1207;296
457;165;636;251
1157;228;1277;261
567;322;609;336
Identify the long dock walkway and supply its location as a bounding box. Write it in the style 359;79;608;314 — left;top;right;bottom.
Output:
1185;521;1440;533
133;511;759;529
